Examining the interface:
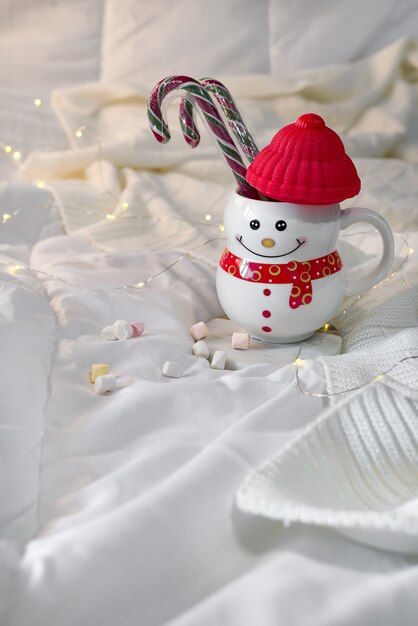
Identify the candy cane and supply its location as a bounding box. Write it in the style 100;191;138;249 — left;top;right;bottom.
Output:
147;75;260;199
179;98;200;148
179;78;260;163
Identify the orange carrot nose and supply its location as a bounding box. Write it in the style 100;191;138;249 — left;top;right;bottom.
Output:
262;238;275;248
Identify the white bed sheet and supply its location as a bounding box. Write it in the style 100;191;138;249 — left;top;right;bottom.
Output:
0;6;418;625
1;184;417;626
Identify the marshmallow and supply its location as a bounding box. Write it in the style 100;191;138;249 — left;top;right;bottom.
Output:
211;350;227;370
90;363;110;383
231;332;250;350
94;374;116;394
131;321;145;337
190;321;208;341
113;319;133;340
103;320;145;341
192;340;209;359
162;361;183;378
101;325;117;341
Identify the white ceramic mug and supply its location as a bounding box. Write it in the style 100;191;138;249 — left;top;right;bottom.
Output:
216;191;395;343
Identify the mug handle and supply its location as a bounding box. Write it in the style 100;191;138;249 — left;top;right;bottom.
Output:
340;207;394;296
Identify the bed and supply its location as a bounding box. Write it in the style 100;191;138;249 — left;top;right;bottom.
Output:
1;1;418;624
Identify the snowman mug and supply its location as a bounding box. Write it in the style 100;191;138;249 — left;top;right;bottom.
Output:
216;191;395;343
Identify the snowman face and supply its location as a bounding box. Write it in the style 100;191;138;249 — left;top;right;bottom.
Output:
235;211;305;259
224;194;340;261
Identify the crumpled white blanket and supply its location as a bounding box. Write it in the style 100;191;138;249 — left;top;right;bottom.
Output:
1;37;418;626
20;36;418;243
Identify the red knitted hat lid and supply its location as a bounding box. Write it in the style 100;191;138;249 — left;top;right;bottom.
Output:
246;113;361;205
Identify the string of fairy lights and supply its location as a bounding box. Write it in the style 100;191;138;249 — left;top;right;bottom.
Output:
0;97;416;399
0;97;42;165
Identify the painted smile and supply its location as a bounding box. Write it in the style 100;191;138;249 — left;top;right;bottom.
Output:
236;235;305;258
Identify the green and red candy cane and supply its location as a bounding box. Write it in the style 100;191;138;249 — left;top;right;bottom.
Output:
179;77;259;164
147;75;261;199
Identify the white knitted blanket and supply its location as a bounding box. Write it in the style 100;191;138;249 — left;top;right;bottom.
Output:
238;261;418;552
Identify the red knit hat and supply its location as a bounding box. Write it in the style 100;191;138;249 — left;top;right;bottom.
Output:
246;113;361;205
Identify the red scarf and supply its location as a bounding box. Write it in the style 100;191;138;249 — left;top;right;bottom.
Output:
219;248;342;309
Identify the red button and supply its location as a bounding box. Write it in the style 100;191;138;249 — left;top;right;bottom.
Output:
262;326;272;332
262;310;271;318
263;289;271;296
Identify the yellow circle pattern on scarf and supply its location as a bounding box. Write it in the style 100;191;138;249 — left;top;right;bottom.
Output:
251;270;262;281
269;265;281;276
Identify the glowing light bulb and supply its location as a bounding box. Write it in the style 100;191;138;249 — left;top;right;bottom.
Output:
33;98;42;107
407;247;414;256
218;224;225;232
35;180;45;189
4;145;12;153
294;357;304;368
106;214;116;220
75;128;84;138
121;201;129;210
205;214;212;221
2;213;11;224
136;281;145;288
9;264;25;275
12;151;21;160
373;374;383;383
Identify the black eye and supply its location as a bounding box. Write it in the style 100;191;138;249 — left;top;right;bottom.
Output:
250;220;260;230
275;220;287;231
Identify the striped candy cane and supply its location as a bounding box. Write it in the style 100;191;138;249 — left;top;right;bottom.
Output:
179;78;260;163
147;75;260;199
179;98;200;148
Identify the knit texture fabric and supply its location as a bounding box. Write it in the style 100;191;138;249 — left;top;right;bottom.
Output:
246;113;361;204
237;263;418;553
236;378;418;541
319;275;418;400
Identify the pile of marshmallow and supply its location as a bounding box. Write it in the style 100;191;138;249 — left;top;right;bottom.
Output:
90;363;116;395
161;321;250;378
89;319;146;395
93;317;251;388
